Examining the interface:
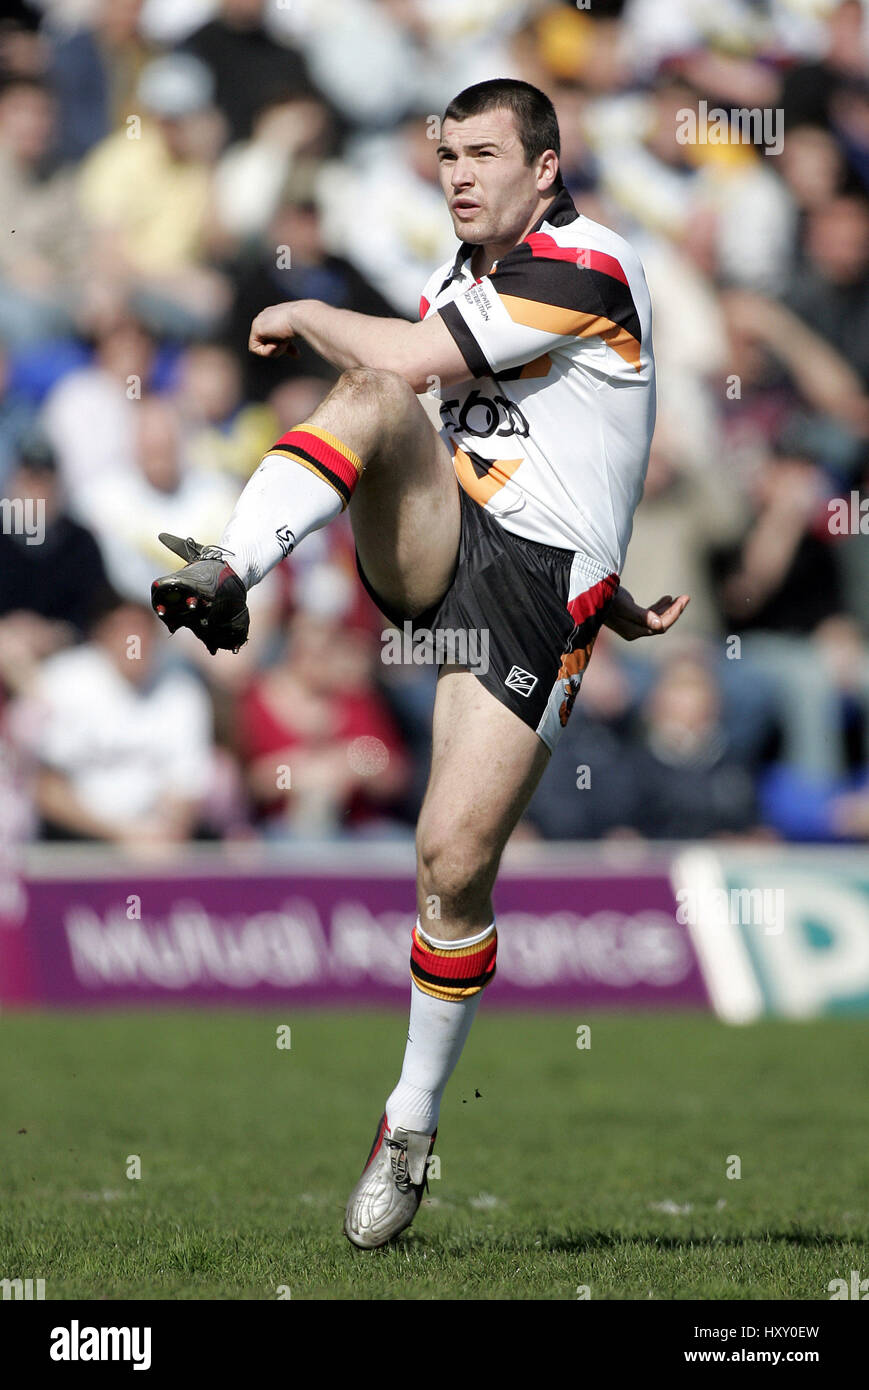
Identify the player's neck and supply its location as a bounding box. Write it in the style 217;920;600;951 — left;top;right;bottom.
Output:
469;193;560;278
470;245;501;278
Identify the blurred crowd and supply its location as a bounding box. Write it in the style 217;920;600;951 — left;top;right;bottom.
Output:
2;0;869;849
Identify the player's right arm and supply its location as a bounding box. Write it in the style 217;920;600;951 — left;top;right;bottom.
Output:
248;298;471;393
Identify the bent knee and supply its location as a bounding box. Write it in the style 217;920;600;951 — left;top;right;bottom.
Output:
337;366;417;410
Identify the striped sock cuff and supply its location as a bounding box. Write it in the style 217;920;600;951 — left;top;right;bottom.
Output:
266;424;363;510
410;921;497;1002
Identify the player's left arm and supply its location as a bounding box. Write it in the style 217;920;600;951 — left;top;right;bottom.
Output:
248;299;469;393
603;589;690;641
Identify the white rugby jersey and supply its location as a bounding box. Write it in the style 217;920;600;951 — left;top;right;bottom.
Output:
421;187;656;575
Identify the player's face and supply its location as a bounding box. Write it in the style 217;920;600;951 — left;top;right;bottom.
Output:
437;110;554;248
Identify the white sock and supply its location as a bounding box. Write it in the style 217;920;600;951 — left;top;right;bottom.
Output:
219;452;343;589
385;920;496;1135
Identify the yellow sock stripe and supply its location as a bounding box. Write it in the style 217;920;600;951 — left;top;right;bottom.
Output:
412;977;494;1002
410;924;497;1001
413;925;497;959
295;422;364;477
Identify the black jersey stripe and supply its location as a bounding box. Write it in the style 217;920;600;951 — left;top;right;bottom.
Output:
491;251;642;347
440;300;490;378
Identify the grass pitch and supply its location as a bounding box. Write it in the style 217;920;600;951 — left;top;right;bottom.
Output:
1;1009;867;1300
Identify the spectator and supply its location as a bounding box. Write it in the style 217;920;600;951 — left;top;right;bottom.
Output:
77;52;229;335
47;0;152;165
717;443;842;639
715;439;850;780
785;195;869;388
778;124;848;220
591;75;794;293
780;0;868;135
0;439;107;695
529;637;765;842
620;412;747;644
0;77;88;344
214;95;335;245
718;289;869;478
40;314;154;514
277;0;425;130
631;652;760;840
82;394;238;601
182;0;314;144
173;342;278;481
15;588;215;847
318;112;457;318
226;191;396;398
237;581;409;840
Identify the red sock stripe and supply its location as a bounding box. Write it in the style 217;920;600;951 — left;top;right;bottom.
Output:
272;429;361;507
410;927;497;987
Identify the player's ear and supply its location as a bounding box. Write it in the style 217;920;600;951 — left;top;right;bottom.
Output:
537;149;560;193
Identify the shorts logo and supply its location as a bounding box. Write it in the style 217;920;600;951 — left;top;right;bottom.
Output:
505;665;538;697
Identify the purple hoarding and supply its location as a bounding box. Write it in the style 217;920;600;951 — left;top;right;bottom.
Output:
1;850;709;1009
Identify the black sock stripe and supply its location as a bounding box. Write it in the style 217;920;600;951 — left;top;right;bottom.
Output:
410;960;496;991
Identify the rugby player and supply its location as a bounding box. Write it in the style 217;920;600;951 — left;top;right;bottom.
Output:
151;79;688;1249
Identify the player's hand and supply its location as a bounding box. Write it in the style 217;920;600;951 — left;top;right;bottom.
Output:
248;303;300;358
603;587;690;641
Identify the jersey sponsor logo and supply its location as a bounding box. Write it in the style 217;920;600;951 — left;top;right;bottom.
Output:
505;665;538;697
440;389;530;439
467;281;493;321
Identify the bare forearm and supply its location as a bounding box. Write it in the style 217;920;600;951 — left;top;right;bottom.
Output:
249;297;469;391
271;299;417;374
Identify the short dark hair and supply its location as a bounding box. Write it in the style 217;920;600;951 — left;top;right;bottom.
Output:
442;79;562;186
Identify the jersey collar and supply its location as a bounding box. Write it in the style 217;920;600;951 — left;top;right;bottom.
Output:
440;185;580;289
